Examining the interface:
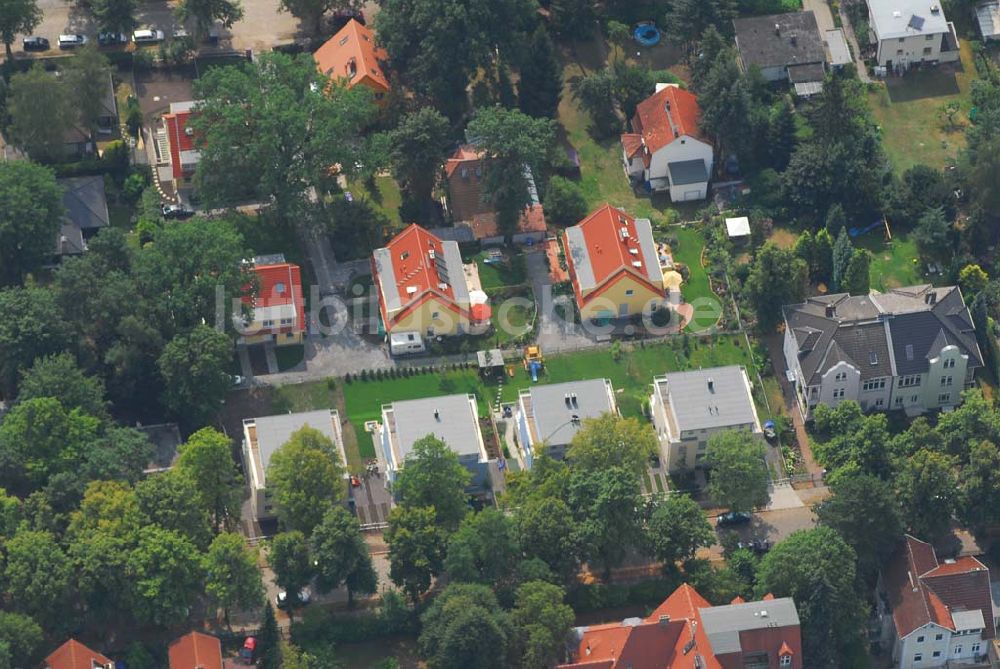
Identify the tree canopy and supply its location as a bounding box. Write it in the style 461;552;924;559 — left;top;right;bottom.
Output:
704;430;770;512
266;426;347;534
0;161;65;286
392;435;471;531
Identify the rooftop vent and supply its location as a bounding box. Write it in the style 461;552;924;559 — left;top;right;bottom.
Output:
761;610;769;618
620;227;630;241
428;249;435;259
433;409;440;421
658;615;671;626
406;286;417;295
893;10;902;17
564;394;572;408
571;393;579;408
944;558;957;564
632;261;643;268
930;4;940;13
774;23;781;35
708;378;715;392
925;292;937;304
825;305;836;318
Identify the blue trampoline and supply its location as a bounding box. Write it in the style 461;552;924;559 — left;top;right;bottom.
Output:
633;22;661;47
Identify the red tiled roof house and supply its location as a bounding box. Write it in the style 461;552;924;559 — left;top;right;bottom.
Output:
558;583;803;669
238;254;306;347
372;224;473;337
562;204;668;321
161;101;200;188
620;84;714;201
313;19;390;103
444;145;547;246
168;631;223;669
44;639;113;669
878;535;994;668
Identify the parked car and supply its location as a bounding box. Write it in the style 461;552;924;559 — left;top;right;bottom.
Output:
275;588;311;609
162;204;195;219
133;28;165;43
58;34;88;49
737;539;772;554
716;511;752;527
22;36;50;51
98;32;128;46
172;28;189;39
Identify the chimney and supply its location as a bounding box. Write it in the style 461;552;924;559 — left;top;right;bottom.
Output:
707;378;715;392
571;393;579;408
565;394;572;408
434;409;440;421
658;614;671;626
825;305;836;318
925;291;937;304
775;23;781;35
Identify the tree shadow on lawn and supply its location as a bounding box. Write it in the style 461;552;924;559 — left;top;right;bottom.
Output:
885;66;962;103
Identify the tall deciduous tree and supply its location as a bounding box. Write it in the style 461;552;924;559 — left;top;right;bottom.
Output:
445;508;521;590
843;249;871;296
385;505;447;603
91;0;139;33
204;532;265;626
192;53;375;220
0;161;65;286
392;435;471;531
266;426;346;534
0;0;41;59
568;465;644;578
0;287;72;398
135;470;213;550
375;0;536;119
566;414;657;480
511;580;574;669
895;448;958;542
518;27;562;119
646;493;715;568
549;0;596;37
17;353;108;419
704;430;770;512
2;530;73;628
816;473;902;579
768;95;796;170
258;603;281;669
959;440;1000;531
756;528;864;663
127;526;204;625
175;0;243;37
465;107;555;233
516;496;580;583
744;243;808;331
176;427;243;530
64;46;112;135
912;207;952;261
418;583;512;669
157;325;233;425
387;108;451;221
278;0;361;35
269;531;313;615
6;66;73;163
310;506;377;606
665;0;737;50
543;176;588;227
0;612;43;669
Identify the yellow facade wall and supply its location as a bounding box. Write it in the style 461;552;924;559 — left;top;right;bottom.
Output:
579;275;665;321
387;296;469;336
241;330;304;347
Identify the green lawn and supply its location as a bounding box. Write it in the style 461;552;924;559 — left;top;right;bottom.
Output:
492;298;535;345
558;48;702;224
670;226;723;332
855;230;923;291
868;41;978;171
348;176;403;227
473;251;528;291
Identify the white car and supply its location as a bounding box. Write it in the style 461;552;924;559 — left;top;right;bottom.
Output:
58;34;88;49
275;587;311;609
132;28;165;43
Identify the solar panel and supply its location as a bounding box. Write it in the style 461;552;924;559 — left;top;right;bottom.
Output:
909;14;925;30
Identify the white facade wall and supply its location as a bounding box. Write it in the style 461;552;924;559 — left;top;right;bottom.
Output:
895;623;986;669
645;135;714;192
877;32;944;66
817;361;862;408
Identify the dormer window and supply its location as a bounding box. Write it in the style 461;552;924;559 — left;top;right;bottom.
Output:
346;58;357;78
780;656;792;668
275;281;286;294
339;35;349;46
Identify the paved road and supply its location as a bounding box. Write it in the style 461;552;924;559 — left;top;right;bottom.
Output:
524;249;597;353
5;0;383;59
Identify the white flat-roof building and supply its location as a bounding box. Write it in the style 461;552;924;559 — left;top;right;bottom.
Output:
867;0;960;69
515;378;619;468
375;394;503;499
650;366;763;471
242;410;347;521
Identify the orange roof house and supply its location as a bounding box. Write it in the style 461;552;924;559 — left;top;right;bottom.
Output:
238;254;306;346
162;101;199;184
313;19;389;100
45;639;112;669
558;583;802;669
371;224;473;336
168;631;223;669
620;84;714;201
444;145;548;244
880;535;994;666
562;204;667;321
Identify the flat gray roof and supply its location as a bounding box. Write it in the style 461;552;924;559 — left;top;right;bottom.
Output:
373;247;401;312
253;409;342;472
668;159;709;186
386;394;483;461
565;225;595;291
700;598;800;654
825;28;852;65
656;365;760;433
523;378;616;447
868;0;950;39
